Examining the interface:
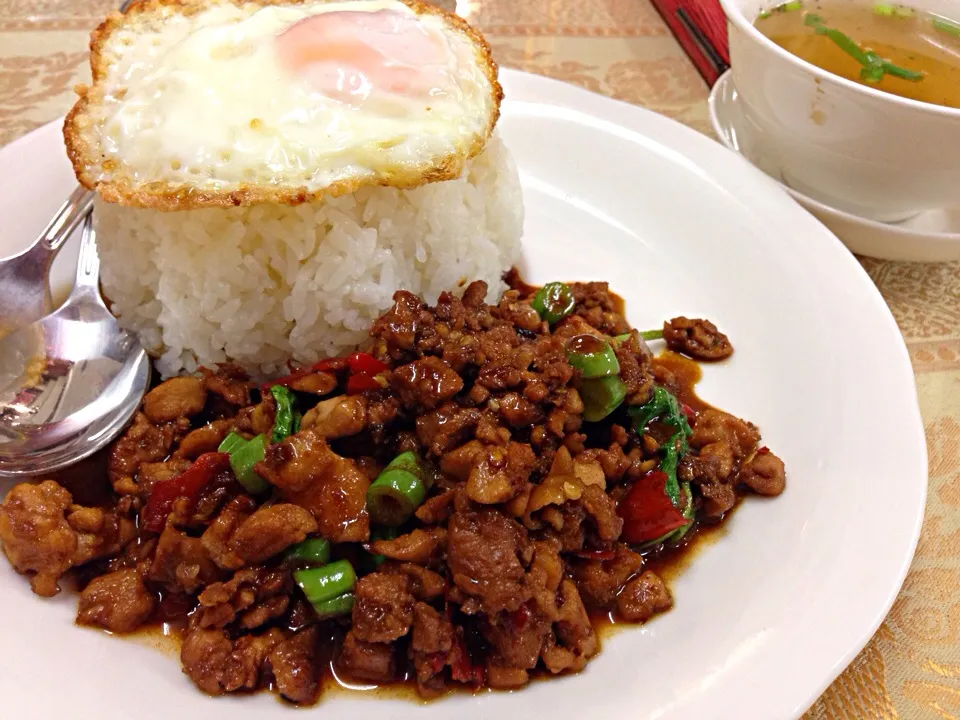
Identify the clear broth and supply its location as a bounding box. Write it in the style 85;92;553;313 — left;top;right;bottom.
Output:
756;1;960;108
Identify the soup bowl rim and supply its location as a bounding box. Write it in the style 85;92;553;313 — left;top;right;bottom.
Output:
719;0;960;119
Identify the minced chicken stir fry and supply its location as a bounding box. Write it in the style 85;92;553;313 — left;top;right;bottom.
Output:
0;273;785;703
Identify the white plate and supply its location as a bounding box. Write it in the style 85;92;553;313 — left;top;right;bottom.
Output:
708;70;960;264
0;69;926;720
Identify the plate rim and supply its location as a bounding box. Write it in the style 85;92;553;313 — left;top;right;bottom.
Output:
0;67;928;720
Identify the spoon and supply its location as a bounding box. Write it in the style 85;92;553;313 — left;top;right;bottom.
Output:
0;186;94;339
0;213;150;478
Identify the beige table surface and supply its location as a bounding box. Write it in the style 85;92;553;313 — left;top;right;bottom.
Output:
1;0;959;717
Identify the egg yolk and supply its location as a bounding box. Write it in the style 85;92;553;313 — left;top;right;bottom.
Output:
275;9;449;105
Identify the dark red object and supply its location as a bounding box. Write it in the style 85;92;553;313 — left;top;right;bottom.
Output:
509;603;533;631
649;0;729;86
142;452;230;532
449;631;485;686
757;446;770;455
617;470;688;544
347;352;388;376
346;373;383;394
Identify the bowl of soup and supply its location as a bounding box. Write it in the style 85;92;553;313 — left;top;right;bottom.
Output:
720;0;960;222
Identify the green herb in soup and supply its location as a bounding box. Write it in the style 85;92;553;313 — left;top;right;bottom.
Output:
756;1;960;108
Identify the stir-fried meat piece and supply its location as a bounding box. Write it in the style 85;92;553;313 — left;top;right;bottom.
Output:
371;289;432;357
369;527;446;565
663;317;733;361
0;482;79;597
379;562;447;600
181;628;236;695
0;481;134;597
466;442;536;505
579;484;623;542
175;419;234;460
683;408;764;517
691;409;760;458
181;626;286;695
268;626;320;704
352;572;416;643
202;364;252;408
566;281;631;336
137;458;193;496
540;580;598;674
232;398;276;437
228;504;317;566
569;545;643;609
77;568;157;633
483;605;552;671
201;496;255;570
300;395;367;438
257;429;370;543
448;509;533;614
409;602;455;694
438;440;484;481
390;356;464;411
415;489;456;524
288;371;336;395
617;571;673;623
147;525;219;595
417;405;481;456
195;567;290;630
338;630;396;683
224;630;287;691
143;376;207;423
108;412;187;494
739;450;787;496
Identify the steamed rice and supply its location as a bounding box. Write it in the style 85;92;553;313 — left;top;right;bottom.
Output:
94;134;523;378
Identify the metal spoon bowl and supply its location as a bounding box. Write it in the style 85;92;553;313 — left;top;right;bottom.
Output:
0;186;94;338
0;213;150;477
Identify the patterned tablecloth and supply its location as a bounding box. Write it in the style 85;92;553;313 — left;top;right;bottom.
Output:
1;0;958;716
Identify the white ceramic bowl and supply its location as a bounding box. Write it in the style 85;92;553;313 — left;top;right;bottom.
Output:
720;0;960;223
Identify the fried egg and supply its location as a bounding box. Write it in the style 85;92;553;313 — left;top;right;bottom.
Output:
65;0;502;210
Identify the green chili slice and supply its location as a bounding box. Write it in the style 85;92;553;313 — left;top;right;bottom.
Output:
286;538;331;566
366;454;428;527
217;431;246;455
270;385;298;442
311;592;355;619
294;560;357;607
217;432;269;494
531;282;575;324
580;375;627;422
566;334;620;379
639;329;664;341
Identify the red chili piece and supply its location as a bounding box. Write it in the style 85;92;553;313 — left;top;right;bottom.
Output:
449;631;485;686
681;402;696;423
346;373;383;395
757;446;770;455
617;470;688;545
142;452;230;533
347;352;388;375
509;602;533;631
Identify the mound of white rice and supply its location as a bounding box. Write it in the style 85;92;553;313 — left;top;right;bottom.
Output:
95;134;523;378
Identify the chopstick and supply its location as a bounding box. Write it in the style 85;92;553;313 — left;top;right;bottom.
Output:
675;6;730;79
